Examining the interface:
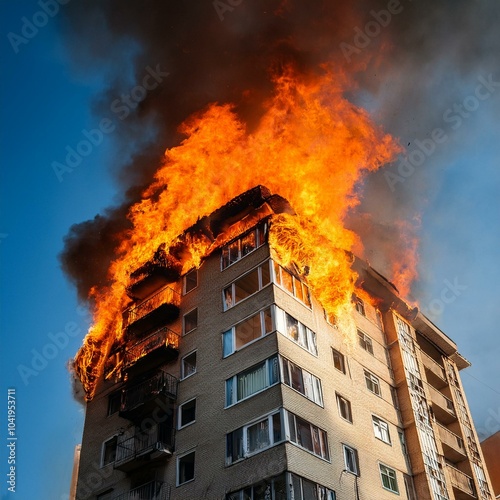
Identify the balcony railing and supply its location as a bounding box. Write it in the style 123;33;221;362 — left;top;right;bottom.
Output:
121;370;178;415
436;422;466;457
115;425;174;470
428;385;456;423
124;285;180;328
112;480;170;500
421;351;447;387
446;464;476;498
123;326;179;369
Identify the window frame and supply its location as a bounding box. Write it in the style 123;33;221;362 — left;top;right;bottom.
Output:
272;261;312;308
336;393;353;423
225;355;279;407
372;415;391;444
182;308;198;335
181;350;197;380
286;411;330;461
178;398;197;429
342;444;359;475
358;330;374;355
177;450;196;486
101;436;118;467
221;223;267;270
107;391;121;416
354;296;366;316
364;370;382;397
332;348;346;373
183;269;198;295
274;306;318;356
379;463;400;494
281;356;323;406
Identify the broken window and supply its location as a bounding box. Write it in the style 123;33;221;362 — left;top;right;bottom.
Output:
273;261;311;307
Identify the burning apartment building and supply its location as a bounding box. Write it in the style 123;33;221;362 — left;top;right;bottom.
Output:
72;186;493;500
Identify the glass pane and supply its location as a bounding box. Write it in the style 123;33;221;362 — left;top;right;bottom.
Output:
269;356;279;385
273;261;281;285
302;478;317;500
229;240;240;264
185;270;198;293
303;371;314;400
290;362;304;394
183;352;196;377
254;480;272;500
273;474;287;500
288;412;297;443
296;418;313;451
291;474;302;500
226;378;234;406
281;269;294;294
312;426;321;456
228;428;244;462
238;362;266;401
286;314;299;342
294;277;304;302
181;400;196;426
282;358;291;386
320;430;329;460
302;284;311;307
224;286;233;310
307;329;317;355
261;262;271;286
263;308;273;333
247;419;270;453
235;269;260;303
184;309;198;334
273;412;282;442
223;330;234;357
235;313;262;349
241;231;256;256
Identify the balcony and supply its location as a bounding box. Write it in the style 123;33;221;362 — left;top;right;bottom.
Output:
123;326;180;370
124;285;180;335
436;422;466;462
428;385;456;424
120;370;178;421
421;351;448;389
446;464;476;499
115;425;174;472
112;480;170;500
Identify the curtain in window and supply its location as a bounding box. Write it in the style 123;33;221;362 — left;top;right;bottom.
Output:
238;363;266;401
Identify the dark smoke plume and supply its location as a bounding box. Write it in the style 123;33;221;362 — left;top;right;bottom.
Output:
58;0;500;300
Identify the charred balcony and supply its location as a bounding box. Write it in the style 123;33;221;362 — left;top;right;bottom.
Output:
123;326;180;371
114;423;174;473
123;285;180;335
446;464;476;499
120;369;177;421
111;480;171;500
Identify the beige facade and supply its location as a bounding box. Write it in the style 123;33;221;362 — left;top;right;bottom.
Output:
74;187;494;500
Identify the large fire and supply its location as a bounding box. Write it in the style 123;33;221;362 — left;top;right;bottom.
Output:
74;67;409;400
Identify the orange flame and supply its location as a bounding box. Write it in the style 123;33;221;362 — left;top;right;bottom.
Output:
73;66;404;399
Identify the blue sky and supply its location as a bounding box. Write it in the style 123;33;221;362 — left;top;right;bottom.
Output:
1;2;499;499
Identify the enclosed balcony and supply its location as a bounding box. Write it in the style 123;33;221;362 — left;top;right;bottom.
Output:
114;424;174;473
421;351;448;390
123;326;180;371
428;385;457;424
120;370;178;421
436;422;466;462
446;464;476;499
123;285;180;335
112;480;170;500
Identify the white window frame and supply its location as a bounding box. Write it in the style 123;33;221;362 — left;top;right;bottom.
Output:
364;370;381;396
181;350;197;380
343;444;359;475
222;307;273;357
286;410;330;461
358;330;374;355
225;355;279;407
178;398;197;429
223;261;271;311
274;306;318;356
183;268;198;295
336;393;353;423
280;356;323;406
182;308;198;335
177;450;196;486
100;435;118;467
272;260;312;308
220;223;267;270
379;463;399;494
372;415;391;444
332;348;346;373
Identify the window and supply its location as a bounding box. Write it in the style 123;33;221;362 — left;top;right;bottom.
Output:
272;261;311;307
287;411;329;460
281;357;323;406
332;348;345;373
372;416;391;444
289;473;336;500
226;356;279;406
223;262;271;310
177;451;195;485
404;474;417;500
181;351;197;379
179;399;196;428
183;269;198;294
343;444;359;475
183;308;198;335
101;436;117;466
354;296;365;316
223;307;273;357
391;386;399;409
364;370;381;396
221;223;267;269
226;411;283;464
336;393;352;423
379;464;399;493
358;330;373;355
274;306;318;356
107;391;121;416
226;474;287;500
